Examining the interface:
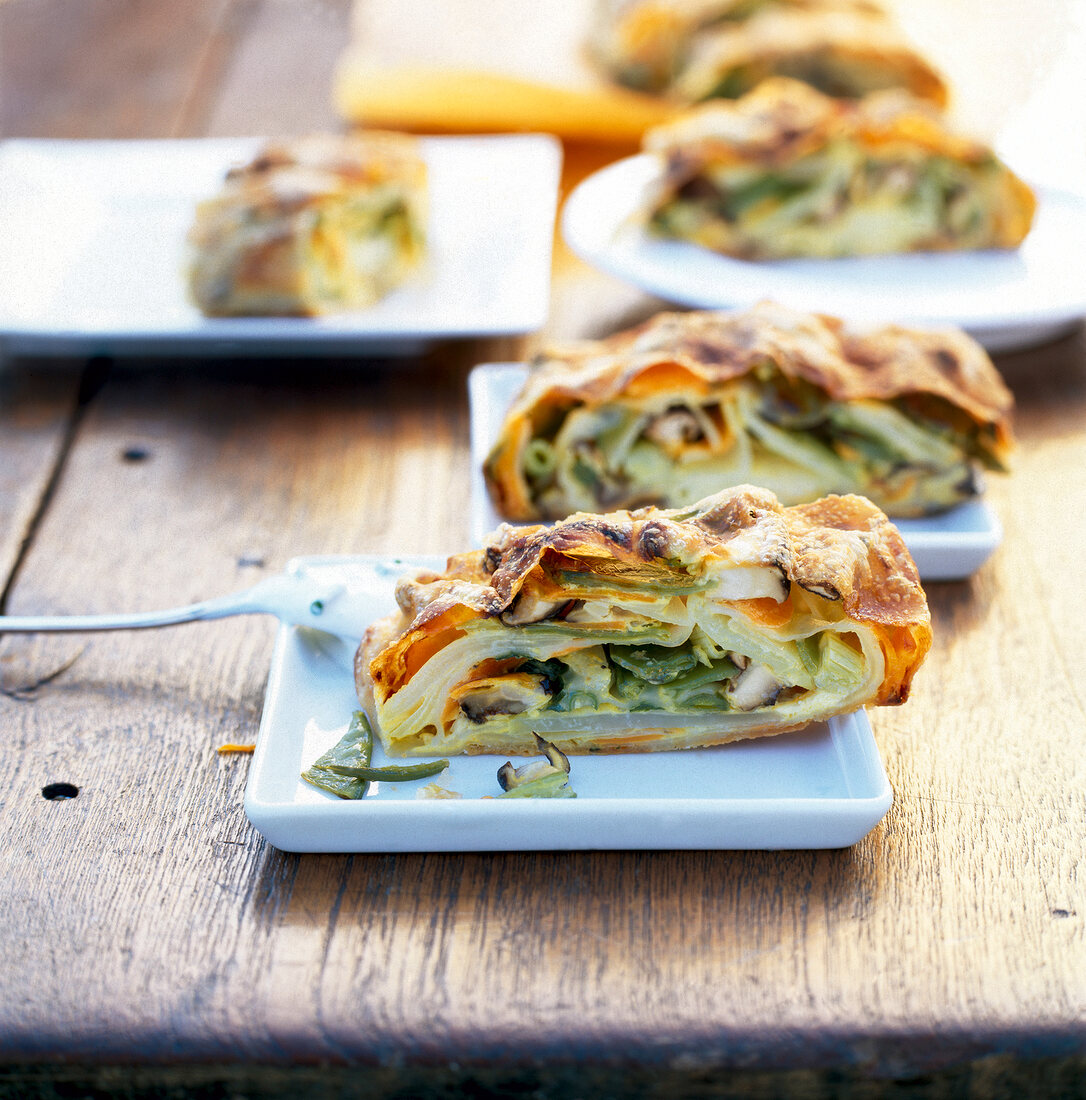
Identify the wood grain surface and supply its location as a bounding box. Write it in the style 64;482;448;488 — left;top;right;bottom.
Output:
0;1;1084;1097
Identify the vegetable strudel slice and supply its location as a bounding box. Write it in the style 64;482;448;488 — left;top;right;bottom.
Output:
643;79;1035;258
483;302;1013;521
591;0;945;106
672;7;947;105
356;486;931;757
188;132;427;316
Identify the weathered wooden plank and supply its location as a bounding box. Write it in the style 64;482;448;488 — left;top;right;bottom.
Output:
0;348;471;1059
0;0;233;139
0;0;261;594
0;366;80;594
0;0;260;643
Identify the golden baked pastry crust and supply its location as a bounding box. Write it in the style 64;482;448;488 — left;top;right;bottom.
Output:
356;485;931;756
188;132;427;317
484;302;1014;521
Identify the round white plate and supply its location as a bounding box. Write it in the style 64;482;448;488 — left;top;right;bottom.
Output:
562;153;1086;353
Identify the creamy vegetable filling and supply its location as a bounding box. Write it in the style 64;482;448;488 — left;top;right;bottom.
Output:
651;141;1005;257
519;370;1004;517
454;631;862;719
302;185;424;307
374;569;881;755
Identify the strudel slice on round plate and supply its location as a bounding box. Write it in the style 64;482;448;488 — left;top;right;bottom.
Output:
642;78;1034;258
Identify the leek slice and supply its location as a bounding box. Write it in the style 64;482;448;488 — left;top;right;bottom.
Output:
744;413;851;483
496;770;576;798
828;401;963;467
815;631;867;690
524;438;557;479
496;736;576;798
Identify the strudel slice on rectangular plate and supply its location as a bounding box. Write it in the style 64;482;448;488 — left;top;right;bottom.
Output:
355;486;931;757
484;302;1013;521
188;132;426;316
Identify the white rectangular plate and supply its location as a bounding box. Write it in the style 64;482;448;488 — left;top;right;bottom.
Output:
562;153;1086;354
0;135;561;357
245;555;892;853
468;363;1001;581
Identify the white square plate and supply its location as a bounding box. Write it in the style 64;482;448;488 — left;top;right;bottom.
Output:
468;363;1001;581
0;135;561;357
245;555;893;853
562;154;1086;354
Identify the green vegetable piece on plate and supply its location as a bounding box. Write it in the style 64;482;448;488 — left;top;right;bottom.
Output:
301;710;374;800
302;710;449;797
495;734;577;799
326;758;450;782
496;770;576;799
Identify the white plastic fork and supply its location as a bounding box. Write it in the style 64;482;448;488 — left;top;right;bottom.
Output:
0;558;395;641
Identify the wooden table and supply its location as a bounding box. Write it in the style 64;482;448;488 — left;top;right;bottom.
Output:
1;2;1083;1096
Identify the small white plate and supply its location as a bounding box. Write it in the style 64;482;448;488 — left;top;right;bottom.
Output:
562;153;1086;354
245;555;892;853
0;135;561;357
468;363;1001;580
